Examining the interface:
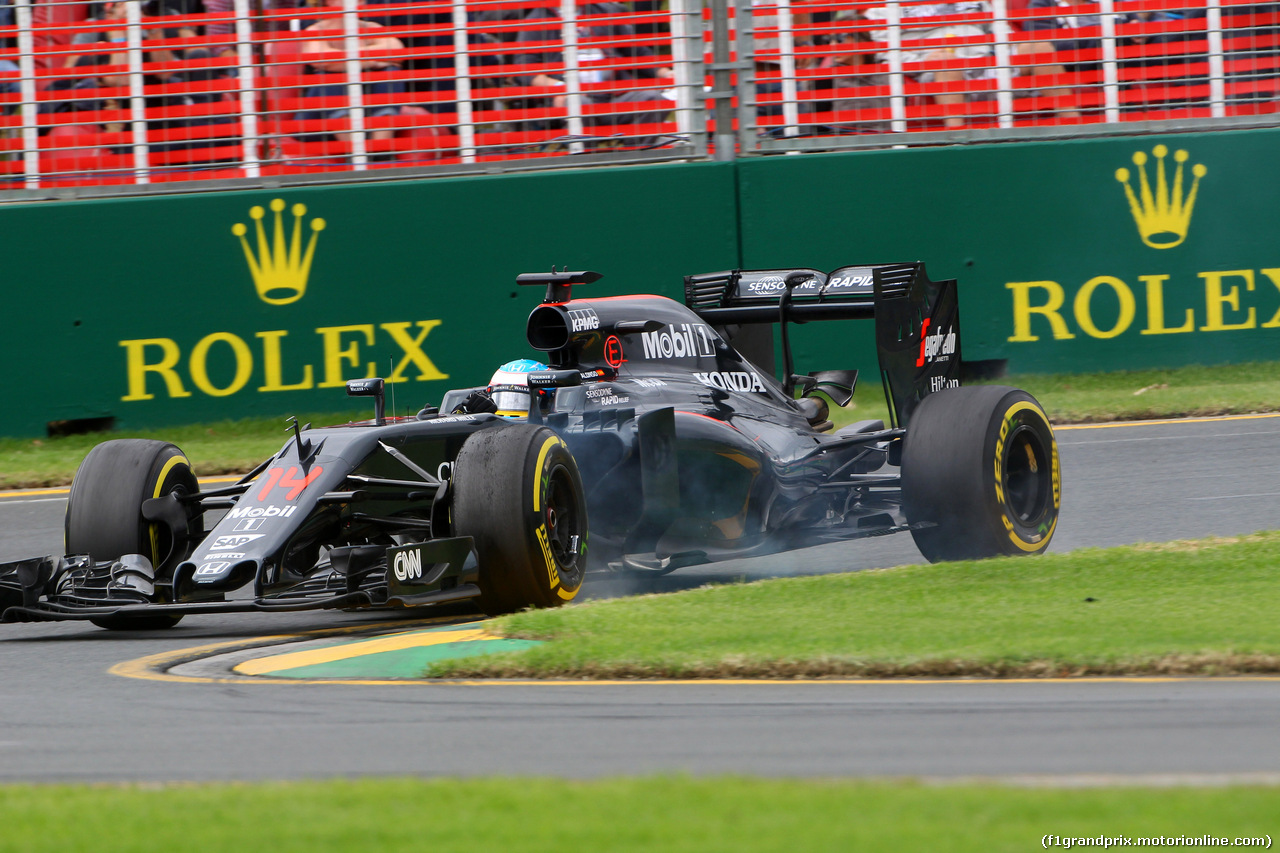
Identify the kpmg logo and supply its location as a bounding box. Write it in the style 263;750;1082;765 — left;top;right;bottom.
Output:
1115;145;1206;250
232;198;326;305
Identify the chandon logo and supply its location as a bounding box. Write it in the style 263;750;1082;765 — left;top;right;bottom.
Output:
916;319;956;367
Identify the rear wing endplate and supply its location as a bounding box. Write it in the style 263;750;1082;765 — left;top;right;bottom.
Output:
684;263;961;428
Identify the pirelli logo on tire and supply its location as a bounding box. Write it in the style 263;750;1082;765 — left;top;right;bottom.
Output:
993;401;1060;552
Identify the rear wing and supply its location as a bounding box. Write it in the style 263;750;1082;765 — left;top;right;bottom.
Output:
683;263;960;428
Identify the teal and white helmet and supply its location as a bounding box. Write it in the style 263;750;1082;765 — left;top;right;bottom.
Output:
488;358;548;417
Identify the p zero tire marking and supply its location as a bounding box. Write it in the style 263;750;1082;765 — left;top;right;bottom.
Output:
533;435;579;601
994;402;1058;553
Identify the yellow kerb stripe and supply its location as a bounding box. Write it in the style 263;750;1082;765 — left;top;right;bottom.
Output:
233;627;490;676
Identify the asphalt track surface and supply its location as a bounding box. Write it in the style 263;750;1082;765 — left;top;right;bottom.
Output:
1;415;1278;783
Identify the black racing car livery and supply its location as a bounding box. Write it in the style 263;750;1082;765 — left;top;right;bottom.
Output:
1;263;1060;629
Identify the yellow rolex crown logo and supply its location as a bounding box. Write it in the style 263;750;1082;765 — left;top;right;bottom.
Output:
1115;145;1206;250
232;198;326;305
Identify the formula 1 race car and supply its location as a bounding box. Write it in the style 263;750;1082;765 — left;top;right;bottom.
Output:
1;263;1060;629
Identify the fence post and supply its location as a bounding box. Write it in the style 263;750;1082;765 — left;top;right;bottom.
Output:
560;0;584;154
991;0;1014;129
232;0;261;178
1099;0;1119;123
670;0;707;156
341;0;369;169
777;0;799;137
733;0;756;154
451;0;476;163
14;0;38;189
887;1;906;133
125;0;149;184
708;0;735;160
1206;0;1225;119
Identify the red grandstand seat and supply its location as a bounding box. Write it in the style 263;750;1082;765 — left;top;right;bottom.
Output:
40;124;110;171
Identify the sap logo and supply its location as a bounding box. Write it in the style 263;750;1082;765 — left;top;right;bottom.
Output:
694;371;767;393
917;321;956;366
568;307;600;333
641;323;715;360
195;561;230;576
393;548;424;582
209;534;264;550
227;505;299;519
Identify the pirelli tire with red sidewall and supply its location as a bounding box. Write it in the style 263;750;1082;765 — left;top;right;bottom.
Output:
452;424;588;615
901;386;1060;562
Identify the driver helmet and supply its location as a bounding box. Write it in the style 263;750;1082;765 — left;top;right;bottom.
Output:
488;358;548;417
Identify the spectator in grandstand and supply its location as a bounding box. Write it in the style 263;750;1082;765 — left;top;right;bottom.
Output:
863;1;1075;128
515;1;675;137
67;0;220;82
1024;0;1199;106
296;0;406;151
750;0;817;119
202;0;308;54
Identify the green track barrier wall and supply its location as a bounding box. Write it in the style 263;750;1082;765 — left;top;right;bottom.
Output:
1;126;1276;437
738;127;1280;379
0;163;738;437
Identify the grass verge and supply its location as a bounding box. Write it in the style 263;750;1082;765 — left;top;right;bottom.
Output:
2;361;1280;489
430;533;1280;679
0;777;1275;853
0;411;360;489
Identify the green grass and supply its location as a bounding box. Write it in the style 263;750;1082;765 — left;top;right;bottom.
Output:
431;533;1280;679
828;360;1280;430
4;361;1280;489
0;410;361;489
0;777;1275;853
996;361;1280;424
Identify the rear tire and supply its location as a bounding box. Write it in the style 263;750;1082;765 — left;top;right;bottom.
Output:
65;439;201;630
452;425;588;614
901;386;1060;562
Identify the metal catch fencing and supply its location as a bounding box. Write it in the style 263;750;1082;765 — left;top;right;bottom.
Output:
0;0;1275;195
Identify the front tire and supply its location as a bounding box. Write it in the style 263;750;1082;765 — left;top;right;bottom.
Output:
452;425;588;614
901;386;1060;562
65;439;201;630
